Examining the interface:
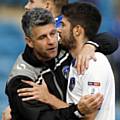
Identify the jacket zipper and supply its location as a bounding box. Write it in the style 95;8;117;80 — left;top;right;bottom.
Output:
51;70;64;100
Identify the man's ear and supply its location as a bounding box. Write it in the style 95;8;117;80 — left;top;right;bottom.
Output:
45;0;52;10
25;36;34;48
73;25;84;37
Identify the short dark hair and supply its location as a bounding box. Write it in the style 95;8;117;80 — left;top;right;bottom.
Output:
52;0;68;14
54;0;68;7
22;8;55;38
61;2;102;39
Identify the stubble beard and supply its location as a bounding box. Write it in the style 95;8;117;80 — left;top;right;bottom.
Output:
63;30;76;50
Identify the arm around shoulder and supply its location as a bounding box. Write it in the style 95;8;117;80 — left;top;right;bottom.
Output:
91;32;118;55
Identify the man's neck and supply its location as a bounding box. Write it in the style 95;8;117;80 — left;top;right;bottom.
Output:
70;44;83;59
70;38;88;58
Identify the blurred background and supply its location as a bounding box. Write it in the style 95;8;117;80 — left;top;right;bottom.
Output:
0;0;120;119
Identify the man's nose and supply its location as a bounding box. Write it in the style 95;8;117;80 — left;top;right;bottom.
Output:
47;35;56;44
57;28;62;34
24;2;30;11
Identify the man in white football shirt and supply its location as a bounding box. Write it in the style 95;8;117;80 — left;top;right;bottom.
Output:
59;2;115;120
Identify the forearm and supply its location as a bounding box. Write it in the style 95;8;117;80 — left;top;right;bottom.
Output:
17;80;69;109
45;93;100;119
46;94;69;109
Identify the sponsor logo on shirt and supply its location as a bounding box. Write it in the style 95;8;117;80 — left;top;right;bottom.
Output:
88;82;101;86
88;82;101;94
17;64;26;70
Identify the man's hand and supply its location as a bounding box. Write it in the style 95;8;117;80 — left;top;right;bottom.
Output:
2;106;12;120
17;80;51;103
17;80;69;109
76;44;96;75
77;93;103;115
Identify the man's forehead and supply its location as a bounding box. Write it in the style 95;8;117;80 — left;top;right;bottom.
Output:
29;0;46;2
32;24;56;33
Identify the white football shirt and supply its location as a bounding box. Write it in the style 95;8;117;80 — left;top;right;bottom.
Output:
67;52;115;120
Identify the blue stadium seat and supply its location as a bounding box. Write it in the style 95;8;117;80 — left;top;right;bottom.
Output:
0;21;25;119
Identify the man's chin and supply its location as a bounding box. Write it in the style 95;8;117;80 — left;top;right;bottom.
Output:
49;52;58;58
